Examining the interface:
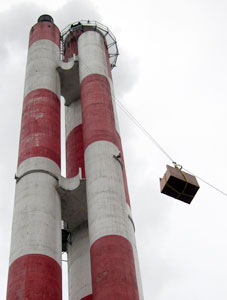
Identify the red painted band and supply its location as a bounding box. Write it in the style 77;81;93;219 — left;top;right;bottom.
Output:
66;124;85;178
90;235;139;300
29;22;60;48
7;254;62;300
81;74;117;150
81;295;93;300
18;89;61;168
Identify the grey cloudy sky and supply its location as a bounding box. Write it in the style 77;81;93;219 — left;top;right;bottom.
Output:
1;0;227;299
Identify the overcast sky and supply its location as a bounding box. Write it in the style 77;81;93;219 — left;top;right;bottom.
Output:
1;0;227;299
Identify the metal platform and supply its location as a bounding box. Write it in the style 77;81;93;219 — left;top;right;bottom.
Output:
60;20;119;69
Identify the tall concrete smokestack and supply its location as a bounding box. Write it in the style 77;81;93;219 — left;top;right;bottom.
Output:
7;16;143;300
7;15;62;299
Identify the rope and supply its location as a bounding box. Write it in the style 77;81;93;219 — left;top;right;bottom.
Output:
114;98;175;163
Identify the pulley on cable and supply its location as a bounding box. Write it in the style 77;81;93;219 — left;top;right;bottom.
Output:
160;163;200;204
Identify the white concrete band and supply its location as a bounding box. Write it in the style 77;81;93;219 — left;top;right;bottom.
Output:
85;141;130;245
9;171;62;265
78;31;109;83
24;39;60;97
17;157;61;178
68;223;92;300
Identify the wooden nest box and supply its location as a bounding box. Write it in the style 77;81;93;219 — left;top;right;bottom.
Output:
160;165;200;204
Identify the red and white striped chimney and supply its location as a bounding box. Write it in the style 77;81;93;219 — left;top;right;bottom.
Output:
77;28;143;299
6;15;62;300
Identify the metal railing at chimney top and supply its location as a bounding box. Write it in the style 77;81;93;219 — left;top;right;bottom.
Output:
60;20;119;69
